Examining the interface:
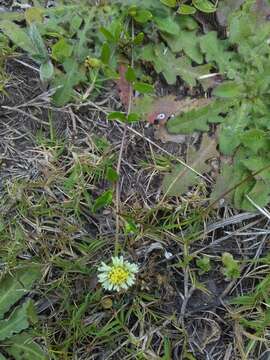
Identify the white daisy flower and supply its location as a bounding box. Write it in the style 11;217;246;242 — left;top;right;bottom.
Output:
97;256;139;292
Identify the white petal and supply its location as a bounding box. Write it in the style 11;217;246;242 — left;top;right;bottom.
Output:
126;263;138;273
98;263;111;272
98;273;108;281
132;263;139;271
102;281;111;290
127;277;135;286
111;257;119;266
108;282;114;291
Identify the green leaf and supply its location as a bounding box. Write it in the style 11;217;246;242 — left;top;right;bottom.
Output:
167;99;231;134
240;129;269;153
103;66;119;80
219;127;241;155
85;57;101;68
196;255;211;274
179;15;199;30
162;29;203;63
210;163;236;206
69;14;83;36
160;0;177;7
219;104;250;155
100;27;115;42
192;0;216;13
155;17;179;34
177;5;197;15
127;113;140;122
111;20;123;43
40;60;54;82
233;169;255;210
133;82;154;94
108;112;126;122
133;9;153;23
162;134;218;196
246;180;270;209
139;42;205;86
0;12;24;21
28;23;48;62
25;7;43;24
4;332;47;360
124;218;138;234
200;32;232;73
133;32;144;45
0;264;41;319
222;252;241;280
101;42;111;64
213;81;244;98
53;58;86;106
230;295;255;306
228;9;255;45
51;38;73;62
125;66;136;83
92;190;113;212
74;19;92;61
131;95;155;118
139;44;176;84
106;167;119;182
174;57;202;86
241;157;270;181
0;20;35;55
0;300;36;341
0;353;7;360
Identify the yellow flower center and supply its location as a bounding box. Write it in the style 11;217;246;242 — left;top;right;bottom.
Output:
109;266;129;285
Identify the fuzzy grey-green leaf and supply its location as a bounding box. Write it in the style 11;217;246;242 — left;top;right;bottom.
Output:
0;20;36;55
213;81;244;98
4;332;48;360
0;264;41;319
0;300;35;341
40;61;54;82
167;99;231;134
163;134;218;196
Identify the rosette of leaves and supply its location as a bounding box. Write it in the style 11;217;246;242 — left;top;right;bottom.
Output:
0;264;47;359
162;0;270;210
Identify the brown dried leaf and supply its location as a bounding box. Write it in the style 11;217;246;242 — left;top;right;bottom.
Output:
146;95;181;124
133;95;212;124
116;63;132;110
216;0;244;27
163;133;218;196
216;0;270;27
253;0;270;21
154;125;188;144
149;97;212;143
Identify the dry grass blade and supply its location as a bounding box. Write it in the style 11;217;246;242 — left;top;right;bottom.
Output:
245;195;270;220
